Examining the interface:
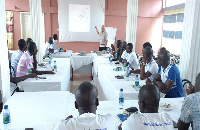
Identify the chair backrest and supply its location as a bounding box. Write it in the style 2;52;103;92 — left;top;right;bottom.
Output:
182;79;192;88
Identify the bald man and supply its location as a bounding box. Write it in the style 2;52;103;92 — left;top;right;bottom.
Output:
54;82;120;130
119;84;173;130
153;50;183;98
95;25;108;47
130;46;158;84
178;73;200;130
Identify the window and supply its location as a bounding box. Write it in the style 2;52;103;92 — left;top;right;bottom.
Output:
163;0;186;8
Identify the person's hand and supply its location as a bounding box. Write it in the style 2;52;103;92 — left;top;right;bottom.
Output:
28;73;37;78
65;115;73;120
186;85;195;95
47;71;55;74
95;26;97;29
157;82;166;92
146;78;151;84
142;57;146;64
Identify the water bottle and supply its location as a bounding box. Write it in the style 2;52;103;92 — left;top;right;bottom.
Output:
48;53;52;67
54;60;57;73
114;52;117;58
135;75;140;91
123;60;126;71
126;66;130;81
3;105;11;129
110;55;113;65
119;88;124;109
27;64;32;74
62;46;64;52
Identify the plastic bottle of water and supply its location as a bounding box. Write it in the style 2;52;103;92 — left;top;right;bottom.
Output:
110;55;113;65
27;64;32;74
123;60;126;71
135;75;140;91
119;88;124;109
3;105;11;129
114;52;117;58
54;60;57;73
48;53;52;68
62;46;64;52
126;66;130;81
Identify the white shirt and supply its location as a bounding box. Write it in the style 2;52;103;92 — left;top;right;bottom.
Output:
121;50;128;59
126;52;140;70
122;113;173;130
45;42;54;54
145;58;158;81
54;113;120;130
53;39;58;50
99;31;108;47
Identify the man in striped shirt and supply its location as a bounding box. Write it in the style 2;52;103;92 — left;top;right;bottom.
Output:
11;39;27;77
16;42;54;77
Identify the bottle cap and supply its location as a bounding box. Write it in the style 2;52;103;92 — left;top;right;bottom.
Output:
120;88;123;92
54;60;56;62
4;105;8;109
136;75;138;78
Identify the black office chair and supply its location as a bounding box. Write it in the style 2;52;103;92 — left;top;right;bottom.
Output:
182;79;192;88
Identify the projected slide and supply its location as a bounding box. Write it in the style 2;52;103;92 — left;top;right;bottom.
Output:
69;4;90;32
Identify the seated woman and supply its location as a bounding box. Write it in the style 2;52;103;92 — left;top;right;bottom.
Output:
112;40;122;61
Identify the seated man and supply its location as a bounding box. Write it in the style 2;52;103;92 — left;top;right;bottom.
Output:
143;42;152;48
43;37;54;59
125;43;140;70
11;39;27;77
112;40;122;61
178;73;200;130
119;41;127;62
54;82;120;130
16;42;54;77
130;46;158;84
153;50;183;98
119;84;173;130
53;34;58;50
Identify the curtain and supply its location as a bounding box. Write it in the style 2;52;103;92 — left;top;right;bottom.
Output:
0;0;11;102
6;11;14;50
29;0;44;63
126;0;138;52
180;0;200;85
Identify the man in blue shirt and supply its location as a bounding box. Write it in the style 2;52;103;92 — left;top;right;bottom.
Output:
153;50;183;98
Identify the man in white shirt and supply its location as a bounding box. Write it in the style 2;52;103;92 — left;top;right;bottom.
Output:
43;37;54;59
95;25;108;47
54;82;119;130
130;46;158;84
119;84;173;130
53;34;58;50
125;43;140;70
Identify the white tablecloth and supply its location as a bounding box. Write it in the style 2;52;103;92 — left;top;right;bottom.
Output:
70;53;94;71
52;51;73;58
17;58;71;92
0;91;75;130
92;54;146;101
67;97;184;126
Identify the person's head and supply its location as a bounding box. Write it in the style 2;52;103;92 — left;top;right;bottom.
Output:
138;84;160;113
48;37;53;44
116;40;122;48
27;42;37;56
53;34;58;40
75;82;99;115
143;42;152;49
26;38;33;46
126;43;133;53
160;47;166;52
101;25;105;32
18;39;27;52
122;41;127;50
194;73;200;92
157;50;170;67
142;46;153;63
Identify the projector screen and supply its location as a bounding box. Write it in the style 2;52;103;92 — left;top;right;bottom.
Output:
58;0;105;42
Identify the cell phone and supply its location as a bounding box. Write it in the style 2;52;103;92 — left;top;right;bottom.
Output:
173;121;178;128
125;107;138;113
25;128;33;130
38;77;46;79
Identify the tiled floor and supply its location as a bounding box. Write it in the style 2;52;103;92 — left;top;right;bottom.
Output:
70;74;92;94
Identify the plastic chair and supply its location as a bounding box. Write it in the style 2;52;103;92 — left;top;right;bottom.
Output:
182;79;192;88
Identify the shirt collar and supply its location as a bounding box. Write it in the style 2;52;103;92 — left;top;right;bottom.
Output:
163;63;173;73
79;113;96;118
27;51;31;56
146;58;154;66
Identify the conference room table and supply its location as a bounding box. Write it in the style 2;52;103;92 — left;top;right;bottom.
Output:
0;91;184;130
17;58;71;92
51;50;73;58
92;53;146;101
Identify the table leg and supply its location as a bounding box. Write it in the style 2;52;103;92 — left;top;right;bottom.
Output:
90;62;93;80
71;65;73;81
